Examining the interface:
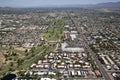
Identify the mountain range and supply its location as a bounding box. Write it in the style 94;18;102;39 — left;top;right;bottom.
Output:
0;1;120;8
88;2;120;8
59;1;120;8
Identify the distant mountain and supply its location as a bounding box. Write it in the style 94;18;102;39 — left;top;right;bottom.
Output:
0;2;120;9
90;2;120;8
64;2;120;8
47;2;120;9
54;1;120;9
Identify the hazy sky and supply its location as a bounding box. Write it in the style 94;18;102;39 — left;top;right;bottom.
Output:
0;0;120;7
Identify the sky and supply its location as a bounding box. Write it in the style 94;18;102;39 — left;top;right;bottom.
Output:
0;0;120;7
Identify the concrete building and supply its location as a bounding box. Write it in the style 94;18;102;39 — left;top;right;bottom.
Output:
61;42;84;52
101;56;109;65
70;34;77;40
106;56;114;65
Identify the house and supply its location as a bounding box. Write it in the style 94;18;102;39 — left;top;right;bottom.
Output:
70;34;77;40
48;72;56;75
95;70;101;76
41;78;56;80
77;71;81;76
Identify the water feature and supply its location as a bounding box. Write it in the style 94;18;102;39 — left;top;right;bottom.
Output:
2;74;16;80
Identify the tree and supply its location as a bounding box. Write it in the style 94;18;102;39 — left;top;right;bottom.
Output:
17;59;23;66
25;49;28;53
9;67;15;71
30;47;35;53
10;62;13;66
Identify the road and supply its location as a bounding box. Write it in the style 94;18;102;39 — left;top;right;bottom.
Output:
66;11;112;80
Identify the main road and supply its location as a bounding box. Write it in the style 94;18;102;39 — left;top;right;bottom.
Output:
66;11;112;80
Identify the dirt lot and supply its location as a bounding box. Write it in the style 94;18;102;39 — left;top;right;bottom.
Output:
0;51;5;66
14;47;26;51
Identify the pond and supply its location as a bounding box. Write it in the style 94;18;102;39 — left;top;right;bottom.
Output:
2;74;16;80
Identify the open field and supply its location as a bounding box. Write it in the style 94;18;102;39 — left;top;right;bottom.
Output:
0;52;5;65
44;20;65;41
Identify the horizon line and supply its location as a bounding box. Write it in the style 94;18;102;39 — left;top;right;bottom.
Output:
0;1;119;8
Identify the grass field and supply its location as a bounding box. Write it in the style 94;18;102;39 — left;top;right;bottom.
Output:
18;43;56;70
0;19;64;78
44;19;65;41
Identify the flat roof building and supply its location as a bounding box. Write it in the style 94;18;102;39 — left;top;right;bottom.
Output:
70;34;77;41
61;42;84;52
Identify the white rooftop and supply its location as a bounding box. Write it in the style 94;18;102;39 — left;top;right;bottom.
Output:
61;42;84;52
41;78;56;80
70;34;77;40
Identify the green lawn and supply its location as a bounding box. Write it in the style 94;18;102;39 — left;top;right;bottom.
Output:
44;20;64;41
18;43;56;70
0;19;64;77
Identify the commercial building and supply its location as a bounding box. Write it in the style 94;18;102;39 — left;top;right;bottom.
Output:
61;42;84;52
